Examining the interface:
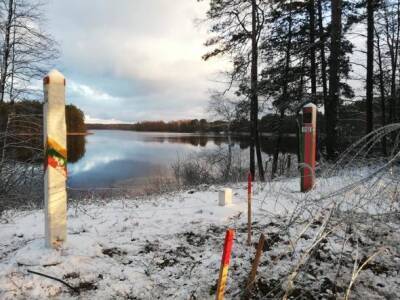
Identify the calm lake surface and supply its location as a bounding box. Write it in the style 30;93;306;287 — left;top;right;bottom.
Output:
67;130;296;188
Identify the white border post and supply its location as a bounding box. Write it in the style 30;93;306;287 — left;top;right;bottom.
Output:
43;69;67;248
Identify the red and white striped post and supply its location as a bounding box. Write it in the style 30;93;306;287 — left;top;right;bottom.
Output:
300;103;317;192
216;229;235;300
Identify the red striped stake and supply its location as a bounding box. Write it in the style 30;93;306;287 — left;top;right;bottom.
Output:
300;103;317;192
247;172;252;246
216;229;235;300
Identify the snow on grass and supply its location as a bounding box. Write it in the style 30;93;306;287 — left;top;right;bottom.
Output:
0;175;399;299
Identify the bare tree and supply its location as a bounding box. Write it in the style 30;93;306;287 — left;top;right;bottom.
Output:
0;0;14;103
0;0;58;104
380;0;400;124
250;0;265;181
208;93;238;180
202;0;267;181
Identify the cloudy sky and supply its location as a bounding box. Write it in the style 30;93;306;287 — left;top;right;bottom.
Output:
45;0;226;123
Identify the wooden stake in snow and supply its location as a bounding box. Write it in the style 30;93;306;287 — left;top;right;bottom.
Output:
300;103;317;192
43;69;67;249
246;233;265;291
216;229;235;300
247;172;252;246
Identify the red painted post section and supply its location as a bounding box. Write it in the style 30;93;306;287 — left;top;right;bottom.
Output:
301;103;317;192
247;172;252;195
247;172;252;245
216;229;235;300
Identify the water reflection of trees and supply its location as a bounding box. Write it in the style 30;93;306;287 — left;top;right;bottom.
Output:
68;136;86;163
145;134;297;154
67;133;297;165
149;136;210;147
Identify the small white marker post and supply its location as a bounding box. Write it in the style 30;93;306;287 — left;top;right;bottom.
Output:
43;70;67;249
219;188;233;206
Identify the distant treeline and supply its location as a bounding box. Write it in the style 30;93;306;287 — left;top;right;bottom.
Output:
0;100;87;163
86;100;381;149
87;115;300;134
0;100;86;133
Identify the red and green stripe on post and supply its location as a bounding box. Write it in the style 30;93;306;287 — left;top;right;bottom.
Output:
43;69;68;249
45;137;67;177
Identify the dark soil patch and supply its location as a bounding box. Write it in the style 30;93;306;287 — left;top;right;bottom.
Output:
102;247;127;257
267;221;279;227
78;281;98;291
319;277;344;295
348;236;368;247
314;249;334;263
207;225;225;235
182;231;208;247
157;257;179;269
138;240;159;254
262;232;283;251
166;245;195;260
63;272;79;279
256;278;282;298
237;224;262;234
209;280;218;295
359;257;389;275
288;288;316;299
310;219;323;228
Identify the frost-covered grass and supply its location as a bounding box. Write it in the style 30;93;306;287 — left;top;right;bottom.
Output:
0;172;399;299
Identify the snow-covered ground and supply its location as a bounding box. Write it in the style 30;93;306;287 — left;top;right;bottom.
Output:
0;174;399;299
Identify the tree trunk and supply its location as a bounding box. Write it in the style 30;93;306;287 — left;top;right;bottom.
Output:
272;110;285;178
251;0;265;181
272;0;292;178
326;0;341;160
250;136;255;179
9;0;17;105
317;0;328;108
376;29;387;156
366;0;374;134
0;0;14;103
389;59;396;124
309;0;317;102
225;129;232;180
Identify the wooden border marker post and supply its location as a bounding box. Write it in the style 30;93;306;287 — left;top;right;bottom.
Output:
247;172;252;245
300;103;317;192
246;233;266;291
216;229;235;300
43;70;67;249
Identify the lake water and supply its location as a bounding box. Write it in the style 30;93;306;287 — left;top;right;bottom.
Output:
67;130;297;189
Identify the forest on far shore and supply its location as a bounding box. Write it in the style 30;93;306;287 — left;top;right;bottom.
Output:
87;100;377;140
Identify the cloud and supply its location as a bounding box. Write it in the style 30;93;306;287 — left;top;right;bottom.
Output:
84;115;128;124
69;81;121;102
46;0;227;122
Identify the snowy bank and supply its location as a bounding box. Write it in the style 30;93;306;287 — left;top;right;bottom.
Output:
0;175;399;299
